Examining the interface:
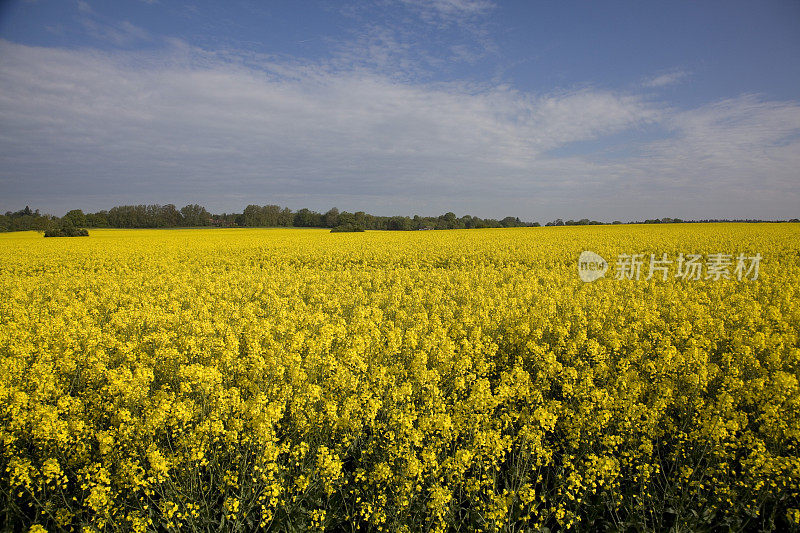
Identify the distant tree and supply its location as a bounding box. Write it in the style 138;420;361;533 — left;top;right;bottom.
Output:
105;204;184;228
62;209;87;227
242;204;283;227
366;213;384;230
278;208;294;227
501;216;522;228
6;203;540;232
107;205;141;227
160;204;182;227
86;211;108;227
1;206;53;231
146;205;162;226
44;218;88;237
387;216;413;231
338;211;355;226
180;204;211;226
294;208;320;227
107;206;129;227
438;212;458;229
460;215;476;229
242;205;264;227
331;223;365;233
324;207;340;228
263;205;281;226
354;211;367;229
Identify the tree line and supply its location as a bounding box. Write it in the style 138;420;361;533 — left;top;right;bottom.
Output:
0;204;535;232
544;217;799;226
3;205;797;233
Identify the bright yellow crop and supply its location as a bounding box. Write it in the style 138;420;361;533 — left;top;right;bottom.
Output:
1;224;799;531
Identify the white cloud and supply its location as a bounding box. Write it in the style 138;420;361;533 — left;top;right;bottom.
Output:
0;40;797;220
643;69;689;88
80;18;151;46
76;0;151;46
399;0;495;22
629;95;800;194
77;0;92;14
331;2;496;77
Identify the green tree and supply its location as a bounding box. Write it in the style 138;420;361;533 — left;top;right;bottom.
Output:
439;212;458;229
180;204;211;227
278;208;294;227
242;205;264;226
387;216;412;231
354;211;367;228
44;218;88;237
294;208;322;227
62;209;87;227
86;211;108;227
324;207;340;228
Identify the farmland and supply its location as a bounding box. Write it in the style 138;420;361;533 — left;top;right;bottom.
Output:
1;225;799;531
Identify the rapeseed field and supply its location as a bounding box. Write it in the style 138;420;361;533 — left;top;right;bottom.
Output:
1;225;798;531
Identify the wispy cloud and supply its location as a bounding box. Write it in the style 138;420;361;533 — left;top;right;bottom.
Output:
80;19;150;46
643;69;689;88
632;95;800;191
0;40;797;220
398;0;495;24
331;0;497;78
76;1;151;47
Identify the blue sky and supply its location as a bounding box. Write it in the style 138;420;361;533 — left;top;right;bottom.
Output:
1;0;798;221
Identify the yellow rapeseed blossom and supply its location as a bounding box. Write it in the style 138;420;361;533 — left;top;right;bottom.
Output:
0;224;798;531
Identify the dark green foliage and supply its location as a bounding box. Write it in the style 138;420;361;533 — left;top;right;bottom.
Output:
242;204;286;227
62;209;87;227
294;208;323;227
324;207;340;228
1;206;53;232
106;204;180;228
5;204;794;234
330;223;365;232
180;204;212;226
1;204;535;232
86;211;108;227
387;216;413;231
44;219;89;237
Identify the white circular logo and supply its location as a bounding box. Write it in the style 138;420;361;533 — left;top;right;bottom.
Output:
578;250;608;282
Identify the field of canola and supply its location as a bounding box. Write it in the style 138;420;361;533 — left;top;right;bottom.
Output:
1;224;799;532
